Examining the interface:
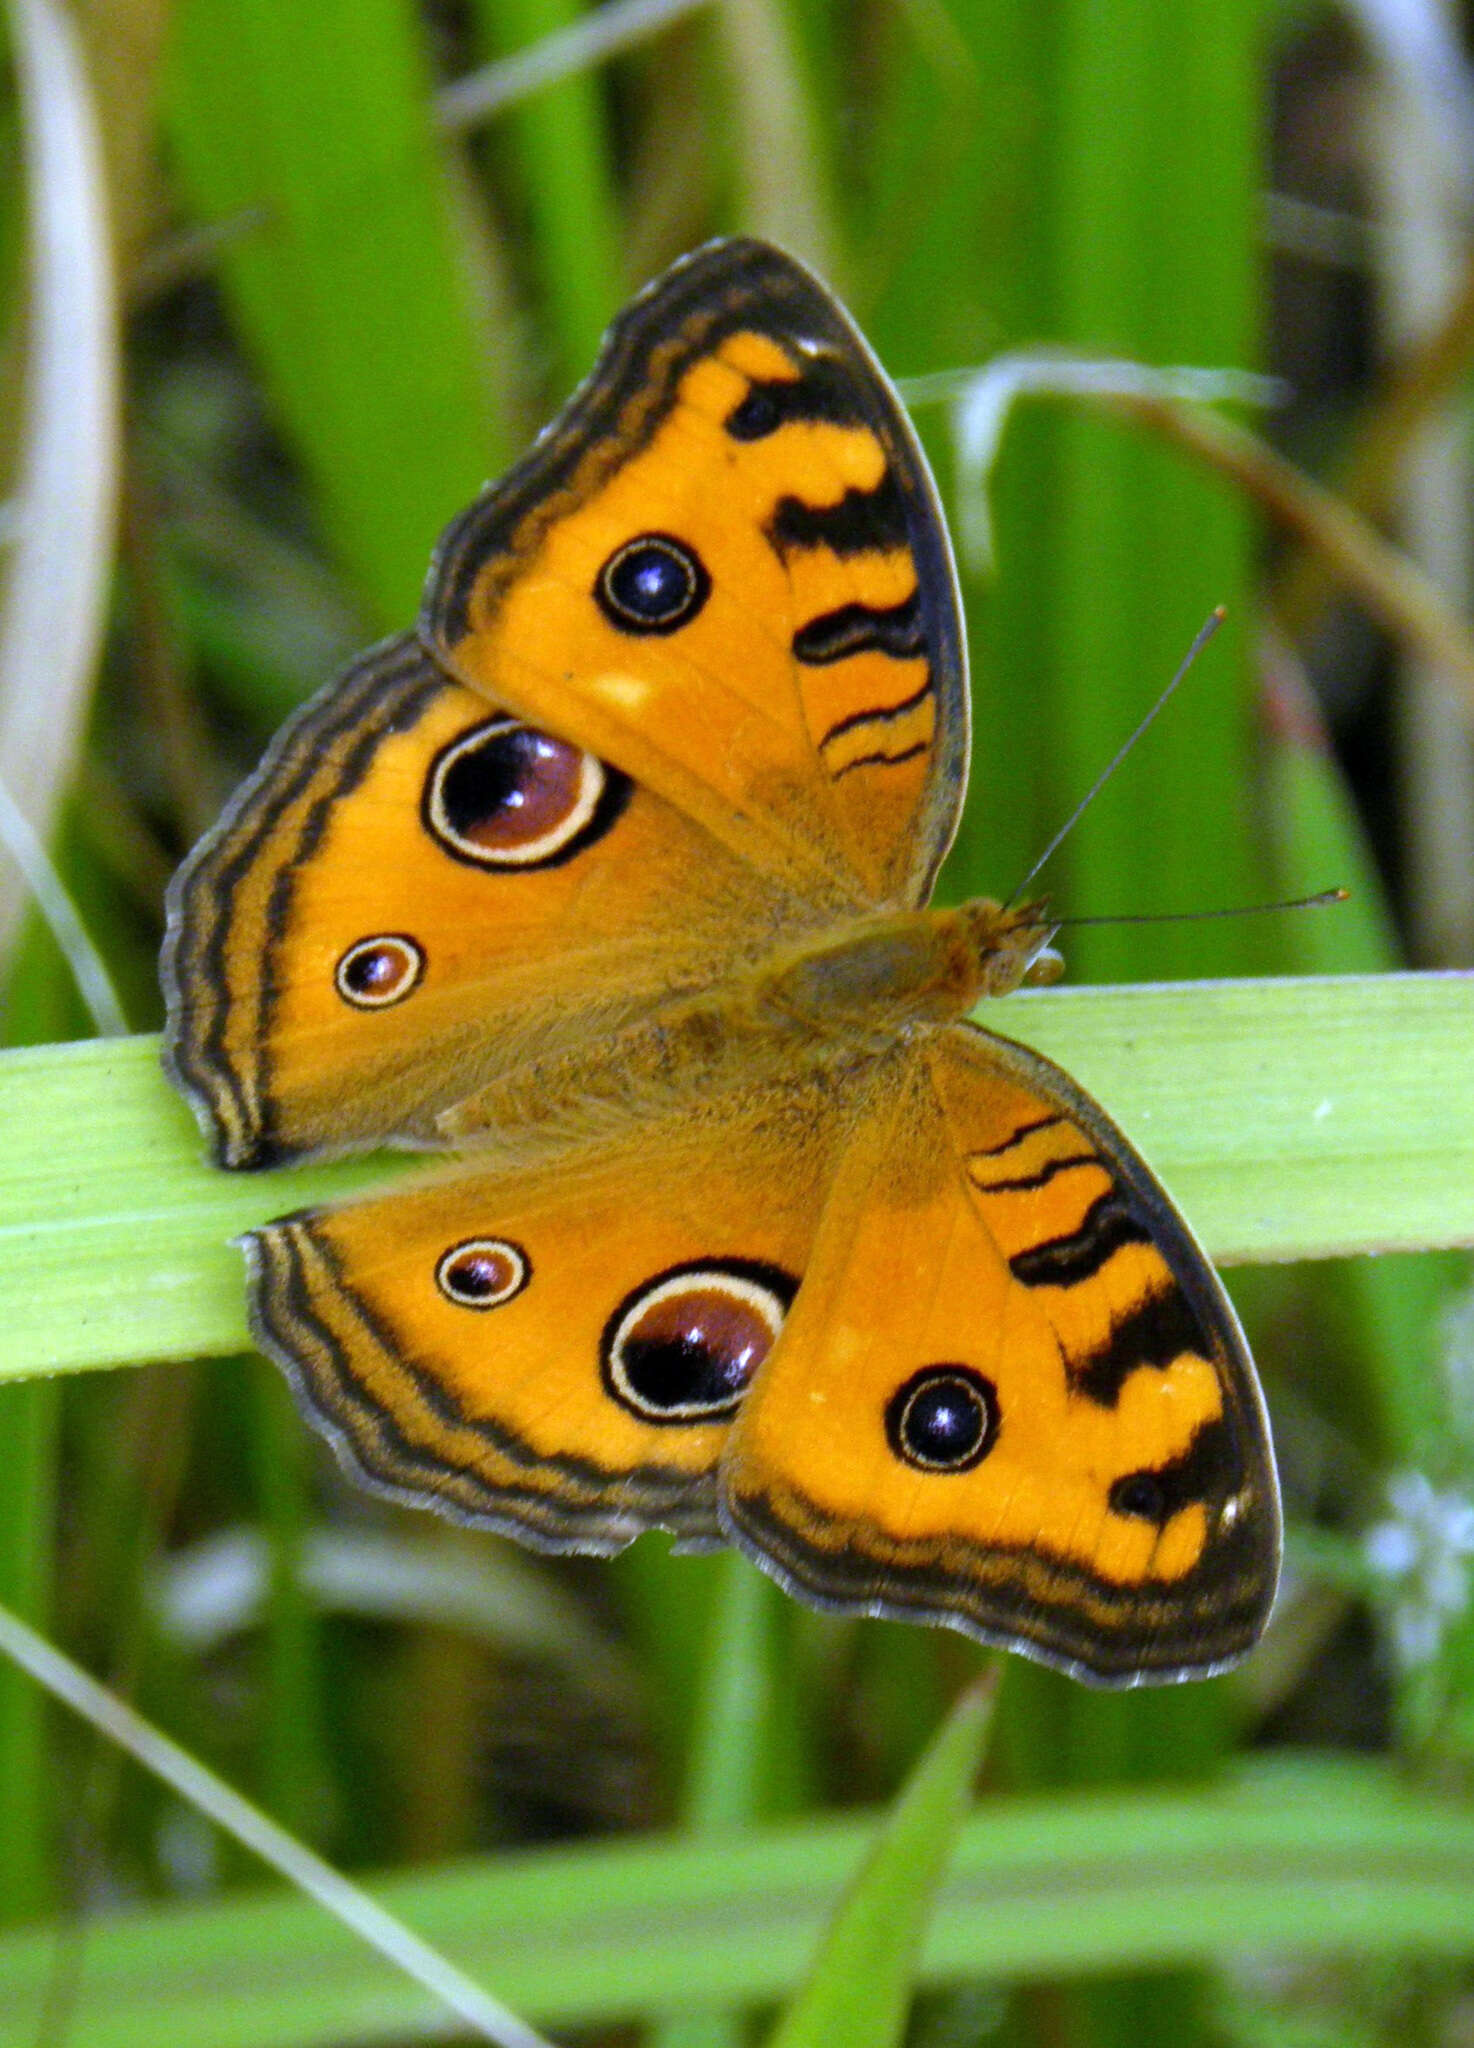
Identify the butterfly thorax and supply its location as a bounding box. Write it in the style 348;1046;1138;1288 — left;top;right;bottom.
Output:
437;899;1059;1159
749;897;1060;1042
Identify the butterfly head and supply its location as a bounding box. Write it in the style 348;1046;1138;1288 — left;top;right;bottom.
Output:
960;897;1063;998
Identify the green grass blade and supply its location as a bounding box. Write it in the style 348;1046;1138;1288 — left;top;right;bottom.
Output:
467;0;624;389
163;0;507;627
0;1758;1469;2045
764;1678;993;2048
1265;653;1468;1462
653;1553;783;2048
0;972;1468;1380
0;1599;554;2048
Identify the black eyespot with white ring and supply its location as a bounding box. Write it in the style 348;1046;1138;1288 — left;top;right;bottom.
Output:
595;533;710;636
435;1237;530;1310
602;1259;797;1425
423;717;629;870
885;1366;998;1474
334;934;425;1009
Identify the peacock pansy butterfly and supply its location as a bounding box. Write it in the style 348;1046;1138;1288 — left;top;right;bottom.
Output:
162;238;1280;1686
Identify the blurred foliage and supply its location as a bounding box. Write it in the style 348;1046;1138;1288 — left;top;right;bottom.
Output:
0;1;1472;2043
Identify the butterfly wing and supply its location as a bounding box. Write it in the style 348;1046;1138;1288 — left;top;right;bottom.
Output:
719;1024;1280;1684
424;238;968;911
242;1083;842;1549
163;633;801;1166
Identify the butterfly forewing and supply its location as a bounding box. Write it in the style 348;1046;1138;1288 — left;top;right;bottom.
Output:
425;238;968;911
163;634;799;1166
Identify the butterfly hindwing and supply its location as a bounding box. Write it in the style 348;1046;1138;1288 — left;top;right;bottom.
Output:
425;238;968;911
720;1024;1280;1684
243;1084;843;1550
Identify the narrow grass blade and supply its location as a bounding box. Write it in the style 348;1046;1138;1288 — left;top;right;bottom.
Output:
0;1599;554;2048
0;0;118;958
0;775;125;1037
441;0;711;131
465;0;623;388
764;1678;994;2048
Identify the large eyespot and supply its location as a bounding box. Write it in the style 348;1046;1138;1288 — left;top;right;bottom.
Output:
885;1367;998;1474
424;718;628;869
435;1237;530;1310
602;1259;797;1425
334;935;424;1009
595;534;710;635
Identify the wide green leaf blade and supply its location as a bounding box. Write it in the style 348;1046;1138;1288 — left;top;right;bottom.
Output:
0;973;1469;1379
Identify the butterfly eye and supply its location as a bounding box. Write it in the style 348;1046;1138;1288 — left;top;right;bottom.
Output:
334;935;425;1009
886;1367;998;1474
424;718;626;869
596;533;710;635
435;1237;530;1309
602;1260;796;1424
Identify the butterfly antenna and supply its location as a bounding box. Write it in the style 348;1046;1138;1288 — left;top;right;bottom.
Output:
1004;605;1227;910
1052;889;1348;930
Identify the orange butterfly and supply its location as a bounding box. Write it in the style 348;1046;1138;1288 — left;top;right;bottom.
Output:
162;239;1279;1685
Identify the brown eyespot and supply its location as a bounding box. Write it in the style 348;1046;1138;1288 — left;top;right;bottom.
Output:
334;935;424;1009
886;1366;998;1474
424;718;628;869
602;1259;797;1425
595;533;710;635
435;1237;530;1310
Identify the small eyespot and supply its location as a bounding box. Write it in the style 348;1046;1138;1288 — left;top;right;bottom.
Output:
1110;1471;1169;1523
595;534;710;635
725;384;783;440
334;935;424;1009
435;1237;530;1310
424;718;626;869
886;1367;998;1474
602;1260;797;1425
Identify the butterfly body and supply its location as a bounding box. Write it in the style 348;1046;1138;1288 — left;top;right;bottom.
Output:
163;238;1279;1685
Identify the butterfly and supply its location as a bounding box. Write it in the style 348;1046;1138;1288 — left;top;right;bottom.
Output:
162;238;1280;1686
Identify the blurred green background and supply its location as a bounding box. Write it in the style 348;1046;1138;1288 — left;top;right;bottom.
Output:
0;1;1472;2042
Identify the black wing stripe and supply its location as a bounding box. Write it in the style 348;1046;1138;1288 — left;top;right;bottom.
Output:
1008;1186;1151;1289
971;1151;1101;1197
767;471;908;561
1072;1281;1208;1408
794;591;925;666
819;675;933;749
831;739;928;780
1109;1415;1239;1522
968;1114;1065;1161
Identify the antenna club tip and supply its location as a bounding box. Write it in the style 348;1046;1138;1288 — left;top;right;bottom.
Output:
1210;603;1228;623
